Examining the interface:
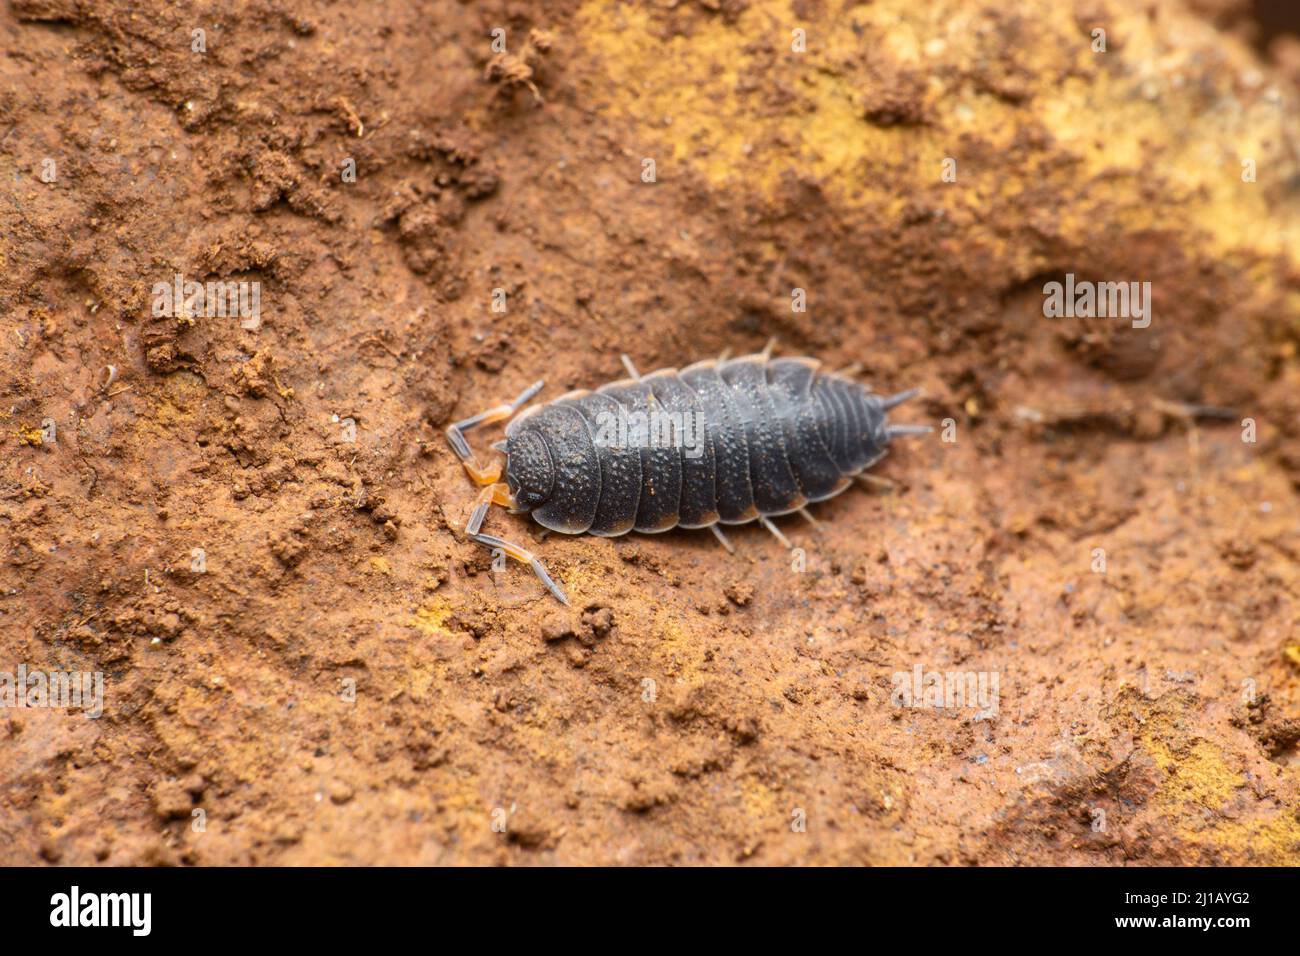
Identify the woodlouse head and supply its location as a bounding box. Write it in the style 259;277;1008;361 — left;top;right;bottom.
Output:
503;425;555;512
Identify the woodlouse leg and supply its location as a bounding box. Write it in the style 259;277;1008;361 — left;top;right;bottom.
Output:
709;524;736;554
761;337;778;360
797;507;821;529
855;473;896;493
445;379;544;483
759;516;793;549
888;424;933;437
834;362;864;377
716;347;732;361
470;531;570;606
881;387;922;410
620;354;641;380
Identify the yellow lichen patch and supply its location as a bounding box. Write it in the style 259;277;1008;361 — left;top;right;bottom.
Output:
407;663;435;703
543;544;637;614
574;0;991;199
574;0;1300;257
410;597;455;638
493;712;572;769
1143;736;1240;810
1126;692;1300;863
368;556;393;575
739;777;779;827
17;425;45;446
162;369;205;401
1186;814;1300;866
643;603;715;683
1031;10;1300;256
145;370;206;432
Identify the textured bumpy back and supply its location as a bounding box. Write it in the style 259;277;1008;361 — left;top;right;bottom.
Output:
506;356;895;536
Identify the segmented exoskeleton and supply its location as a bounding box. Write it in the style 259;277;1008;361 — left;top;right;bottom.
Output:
446;346;929;605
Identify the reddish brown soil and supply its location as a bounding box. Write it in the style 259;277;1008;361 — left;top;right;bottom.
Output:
2;0;1299;865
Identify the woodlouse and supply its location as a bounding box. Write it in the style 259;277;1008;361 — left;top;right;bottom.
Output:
446;344;929;604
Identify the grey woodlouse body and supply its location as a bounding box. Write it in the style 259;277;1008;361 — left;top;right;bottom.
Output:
447;350;928;605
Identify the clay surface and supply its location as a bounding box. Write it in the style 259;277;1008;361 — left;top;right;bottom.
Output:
2;0;1298;865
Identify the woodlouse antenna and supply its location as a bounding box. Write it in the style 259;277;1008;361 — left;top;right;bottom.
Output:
472;531;570;606
446;380;545;463
510;379;546;410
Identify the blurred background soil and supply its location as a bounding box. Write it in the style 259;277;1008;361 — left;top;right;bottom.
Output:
2;0;1299;865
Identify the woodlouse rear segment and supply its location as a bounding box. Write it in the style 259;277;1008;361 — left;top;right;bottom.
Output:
445;351;928;605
